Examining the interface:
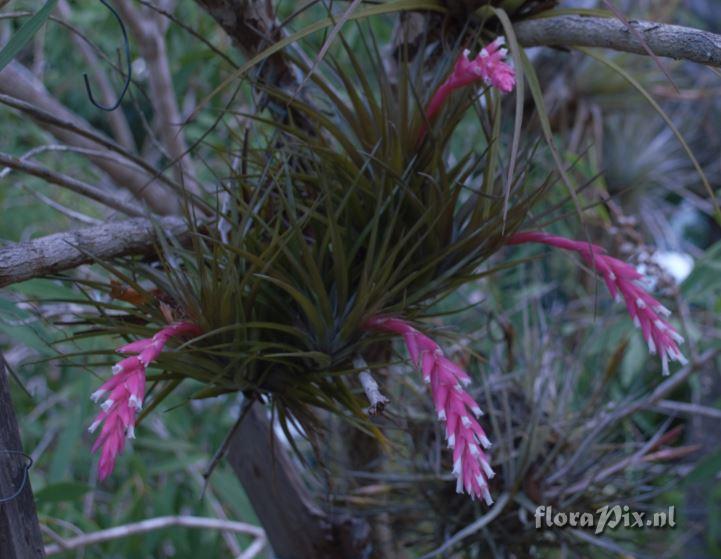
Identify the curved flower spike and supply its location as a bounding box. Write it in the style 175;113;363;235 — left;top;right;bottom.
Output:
89;321;201;480
422;37;516;138
364;316;495;505
507;231;687;375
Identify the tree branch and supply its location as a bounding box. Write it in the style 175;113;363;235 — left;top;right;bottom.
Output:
0;62;181;214
55;0;137;152
113;1;201;193
43;515;265;556
0;152;144;217
0;217;189;288
194;0;296;89
193;0;315;130
514;15;721;67
226;406;370;559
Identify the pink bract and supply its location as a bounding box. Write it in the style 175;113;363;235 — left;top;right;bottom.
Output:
89;321;201;480
422;37;516;138
364;316;495;504
507;231;686;375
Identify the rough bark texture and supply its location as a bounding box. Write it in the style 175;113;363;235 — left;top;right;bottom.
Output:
194;0;296;90
0;217;188;288
194;0;314;128
515;15;721;67
0;356;45;559
226;406;369;559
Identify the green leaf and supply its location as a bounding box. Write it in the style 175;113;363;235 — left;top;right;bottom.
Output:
35;481;91;504
683;449;721;486
0;0;58;72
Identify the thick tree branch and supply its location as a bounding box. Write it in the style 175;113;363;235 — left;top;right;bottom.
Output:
194;0;296;89
193;0;315;129
514;15;721;67
226;406;369;559
0;217;188;288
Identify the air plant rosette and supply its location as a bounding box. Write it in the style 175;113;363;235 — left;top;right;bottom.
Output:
68;31;688;524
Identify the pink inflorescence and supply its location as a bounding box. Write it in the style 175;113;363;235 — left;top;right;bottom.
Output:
89;321;201;480
364;316;495;504
424;37;516;130
507;231;687;375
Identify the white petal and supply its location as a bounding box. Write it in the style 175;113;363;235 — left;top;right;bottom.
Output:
129;395;143;410
656;305;671;317
670;331;685;344
675;351;689;365
647;337;657;355
481;459;495;479
482;487;494;506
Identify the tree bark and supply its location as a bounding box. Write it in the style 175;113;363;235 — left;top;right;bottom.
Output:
0;356;45;559
514;15;721;67
0;217;189;288
226;406;369;559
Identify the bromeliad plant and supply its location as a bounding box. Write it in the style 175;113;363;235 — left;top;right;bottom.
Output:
67;23;685;507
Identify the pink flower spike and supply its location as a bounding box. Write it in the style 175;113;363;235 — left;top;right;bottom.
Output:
422;37;515;138
507;231;687;375
88;321;200;481
364;316;494;504
116;338;154;354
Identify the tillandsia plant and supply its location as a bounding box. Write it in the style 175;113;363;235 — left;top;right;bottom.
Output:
62;18;686;513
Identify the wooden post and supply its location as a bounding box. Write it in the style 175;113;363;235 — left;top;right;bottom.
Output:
0;355;45;558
